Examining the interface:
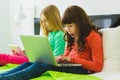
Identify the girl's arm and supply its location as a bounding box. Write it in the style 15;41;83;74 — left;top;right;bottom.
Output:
53;31;65;56
70;32;103;72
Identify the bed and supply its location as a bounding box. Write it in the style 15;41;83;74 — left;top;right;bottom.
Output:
0;26;120;80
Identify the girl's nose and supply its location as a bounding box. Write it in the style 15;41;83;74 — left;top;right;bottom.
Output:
65;27;69;31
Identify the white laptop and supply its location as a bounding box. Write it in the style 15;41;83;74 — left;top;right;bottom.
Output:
20;35;82;67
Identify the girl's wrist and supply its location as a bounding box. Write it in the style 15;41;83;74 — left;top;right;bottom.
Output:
66;57;71;62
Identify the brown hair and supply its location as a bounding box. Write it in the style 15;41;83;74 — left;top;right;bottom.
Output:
62;5;98;51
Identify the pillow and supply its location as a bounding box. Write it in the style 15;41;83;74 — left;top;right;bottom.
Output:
99;26;120;73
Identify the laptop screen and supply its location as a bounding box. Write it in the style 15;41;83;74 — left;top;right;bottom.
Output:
20;35;57;66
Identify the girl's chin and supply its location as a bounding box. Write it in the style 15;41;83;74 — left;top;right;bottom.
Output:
70;34;74;37
71;36;74;38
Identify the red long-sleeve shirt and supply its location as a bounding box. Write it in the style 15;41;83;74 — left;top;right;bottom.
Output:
64;31;103;72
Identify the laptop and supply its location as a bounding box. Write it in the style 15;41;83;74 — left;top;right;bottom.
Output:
20;35;82;67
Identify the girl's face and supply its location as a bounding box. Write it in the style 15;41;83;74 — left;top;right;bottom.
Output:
64;23;77;38
41;14;53;31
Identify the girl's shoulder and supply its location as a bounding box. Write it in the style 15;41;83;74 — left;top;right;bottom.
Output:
87;30;101;39
49;30;64;38
50;30;64;34
53;30;64;36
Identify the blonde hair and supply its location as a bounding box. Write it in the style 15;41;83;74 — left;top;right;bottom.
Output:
40;5;64;36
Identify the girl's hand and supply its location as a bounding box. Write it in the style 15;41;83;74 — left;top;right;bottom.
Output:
56;55;71;63
11;50;17;55
11;50;26;56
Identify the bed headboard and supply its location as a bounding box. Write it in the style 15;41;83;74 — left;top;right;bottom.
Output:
34;14;120;35
90;14;120;28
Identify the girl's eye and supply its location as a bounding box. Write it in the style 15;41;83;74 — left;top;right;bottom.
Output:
68;25;72;27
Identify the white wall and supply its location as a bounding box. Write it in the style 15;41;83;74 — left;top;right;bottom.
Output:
35;0;120;17
0;0;120;52
0;0;10;53
9;0;34;50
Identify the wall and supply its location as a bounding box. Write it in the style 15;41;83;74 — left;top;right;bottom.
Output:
34;0;120;17
9;0;34;49
0;0;10;53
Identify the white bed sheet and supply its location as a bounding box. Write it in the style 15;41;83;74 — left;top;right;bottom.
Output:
92;72;120;80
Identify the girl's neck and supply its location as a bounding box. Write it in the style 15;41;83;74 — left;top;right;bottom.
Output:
74;36;78;43
48;29;58;32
